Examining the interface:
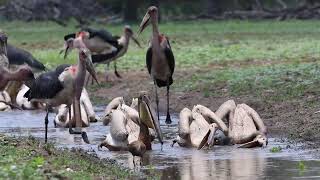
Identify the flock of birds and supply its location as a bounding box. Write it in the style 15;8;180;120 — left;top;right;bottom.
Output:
0;6;268;166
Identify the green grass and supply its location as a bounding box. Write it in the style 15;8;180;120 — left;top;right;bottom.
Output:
3;20;320;70
3;20;320;101
0;135;135;179
174;62;320;101
270;146;282;153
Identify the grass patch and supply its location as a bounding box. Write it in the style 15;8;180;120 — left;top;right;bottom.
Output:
2;20;320;71
0;135;135;179
2;20;320;102
270;146;282;153
174;63;320;101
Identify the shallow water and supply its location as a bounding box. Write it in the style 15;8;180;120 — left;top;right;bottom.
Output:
1;107;320;179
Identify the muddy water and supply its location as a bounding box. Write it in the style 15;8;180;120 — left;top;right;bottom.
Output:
1;107;320;180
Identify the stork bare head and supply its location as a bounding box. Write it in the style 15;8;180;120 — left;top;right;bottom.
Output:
138;6;158;35
124;25;141;48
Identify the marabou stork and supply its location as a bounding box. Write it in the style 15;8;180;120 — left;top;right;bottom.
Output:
24;34;98;143
0;32;35;91
62;26;141;79
0;31;35;109
0;30;8;68
138;6;175;124
6;44;46;103
7;44;46;72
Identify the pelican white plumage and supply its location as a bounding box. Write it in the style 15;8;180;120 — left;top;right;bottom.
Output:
0;91;11;111
16;84;44;110
54;88;97;127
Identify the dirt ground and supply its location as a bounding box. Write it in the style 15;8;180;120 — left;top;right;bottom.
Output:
91;68;320;148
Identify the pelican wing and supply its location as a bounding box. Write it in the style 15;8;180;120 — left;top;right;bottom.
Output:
139;96;163;144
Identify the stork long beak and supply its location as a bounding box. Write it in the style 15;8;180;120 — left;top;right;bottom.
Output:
138;13;150;35
138;94;163;144
131;36;142;48
85;54;99;86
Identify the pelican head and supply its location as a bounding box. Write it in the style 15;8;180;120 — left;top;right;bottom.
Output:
138;91;163;145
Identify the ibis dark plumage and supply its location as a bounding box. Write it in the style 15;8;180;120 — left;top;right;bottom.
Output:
138;6;175;124
24;34;98;143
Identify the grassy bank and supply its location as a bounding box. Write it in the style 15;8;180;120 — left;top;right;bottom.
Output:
0;135;135;179
2;20;320;102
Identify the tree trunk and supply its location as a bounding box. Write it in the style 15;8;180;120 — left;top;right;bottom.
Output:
123;0;138;22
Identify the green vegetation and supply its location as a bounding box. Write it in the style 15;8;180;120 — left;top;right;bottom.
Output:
0;135;135;179
298;161;306;172
2;20;320;101
270;146;282;153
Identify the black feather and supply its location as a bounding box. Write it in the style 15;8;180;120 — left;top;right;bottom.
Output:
24;64;70;100
64;33;76;41
82;27;119;48
146;47;152;75
7;44;46;71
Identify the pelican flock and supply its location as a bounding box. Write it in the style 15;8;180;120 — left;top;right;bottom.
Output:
0;6;270;171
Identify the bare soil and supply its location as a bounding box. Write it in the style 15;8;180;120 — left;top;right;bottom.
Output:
91;68;320;148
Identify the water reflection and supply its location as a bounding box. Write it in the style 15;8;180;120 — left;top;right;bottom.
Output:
0;110;320;179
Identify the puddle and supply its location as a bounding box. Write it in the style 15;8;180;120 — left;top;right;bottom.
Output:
1;107;320;179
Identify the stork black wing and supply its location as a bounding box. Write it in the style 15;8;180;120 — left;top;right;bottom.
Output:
64;33;76;41
164;38;175;75
164;45;175;76
7;44;46;71
91;52;118;64
83;27;119;48
24;69;64;101
146;47;152;75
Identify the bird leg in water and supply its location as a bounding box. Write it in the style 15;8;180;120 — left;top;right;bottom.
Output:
114;62;122;78
69;100;90;144
68;105;75;134
44;107;49;143
153;80;160;125
165;79;172;124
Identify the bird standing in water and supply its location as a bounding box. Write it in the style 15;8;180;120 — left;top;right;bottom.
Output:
138;6;175;124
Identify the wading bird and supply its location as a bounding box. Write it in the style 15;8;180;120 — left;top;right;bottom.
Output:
99;92;162;165
24;34;98;143
138;6;175;124
7;44;46;72
62;26;140;79
0;31;35;109
16;84;44;110
54;88;97;127
173;100;268;149
0;32;34;91
5;44;46;103
0;31;8;68
100;91;163;150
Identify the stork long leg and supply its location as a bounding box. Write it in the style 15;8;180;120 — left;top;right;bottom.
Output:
68;104;74;134
154;80;160;123
44;106;49;143
165;79;172;124
73;97;90;144
105;63;110;81
114;62;122;78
